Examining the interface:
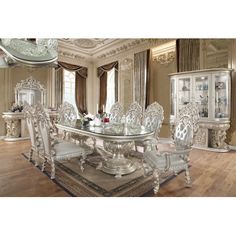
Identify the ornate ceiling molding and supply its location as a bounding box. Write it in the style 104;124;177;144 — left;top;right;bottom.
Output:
155;51;176;65
152;40;176;65
58;38;175;65
97;39;147;59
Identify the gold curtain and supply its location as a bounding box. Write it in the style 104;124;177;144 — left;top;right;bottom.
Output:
97;61;118;113
58;61;88;114
145;49;151;108
55;66;63;109
134;50;150;110
177;39;200;72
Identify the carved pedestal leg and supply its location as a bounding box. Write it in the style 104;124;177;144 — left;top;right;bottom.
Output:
101;141;136;178
153;169;160;194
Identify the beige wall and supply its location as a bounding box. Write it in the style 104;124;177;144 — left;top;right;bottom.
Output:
150;59;177;138
0;66;54;136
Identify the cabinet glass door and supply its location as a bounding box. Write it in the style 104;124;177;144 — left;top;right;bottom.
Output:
194;76;209;118
214;74;229;118
178;77;191;112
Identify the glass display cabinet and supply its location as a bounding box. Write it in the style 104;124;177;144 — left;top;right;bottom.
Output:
169;68;232;152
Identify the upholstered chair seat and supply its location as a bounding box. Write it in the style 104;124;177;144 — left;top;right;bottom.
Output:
135;102;164;152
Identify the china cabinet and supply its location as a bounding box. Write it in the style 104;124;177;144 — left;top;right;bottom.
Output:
169;68;232;152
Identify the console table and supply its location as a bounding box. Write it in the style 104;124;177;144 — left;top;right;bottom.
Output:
2;112;28;141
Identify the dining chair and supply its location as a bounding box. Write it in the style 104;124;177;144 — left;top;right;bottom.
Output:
57;102;93;154
143;103;199;194
135;102;164;152
109;102;123;124
35;103;87;179
125;102;142;128
23;102;42;166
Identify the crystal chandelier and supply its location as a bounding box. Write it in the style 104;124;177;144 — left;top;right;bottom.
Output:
0;38;58;66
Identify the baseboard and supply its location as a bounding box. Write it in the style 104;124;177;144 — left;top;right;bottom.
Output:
0;136;5;140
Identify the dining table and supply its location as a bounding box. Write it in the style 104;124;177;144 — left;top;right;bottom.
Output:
56;122;154;178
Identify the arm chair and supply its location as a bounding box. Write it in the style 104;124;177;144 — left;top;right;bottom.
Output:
135;102;164;152
35;103;87;179
143;103;199;194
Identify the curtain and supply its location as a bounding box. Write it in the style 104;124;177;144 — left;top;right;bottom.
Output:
177;39;200;72
97;61;118;113
146;49;152;107
134;50;150;110
55;66;63;109
58;61;88;114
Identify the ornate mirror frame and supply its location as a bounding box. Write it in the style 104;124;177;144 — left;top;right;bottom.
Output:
15;76;46;106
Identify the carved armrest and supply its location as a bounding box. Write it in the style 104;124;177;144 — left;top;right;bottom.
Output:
159;148;191;162
143;151;170;172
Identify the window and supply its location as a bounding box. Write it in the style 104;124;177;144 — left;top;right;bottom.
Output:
63;69;78;116
105;68;116;113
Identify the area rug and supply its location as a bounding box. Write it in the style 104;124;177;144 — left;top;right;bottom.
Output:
22;152;185;197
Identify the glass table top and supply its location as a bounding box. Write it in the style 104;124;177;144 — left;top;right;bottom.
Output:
60;122;153;137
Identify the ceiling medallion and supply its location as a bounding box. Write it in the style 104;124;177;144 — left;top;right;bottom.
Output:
0;38;58;66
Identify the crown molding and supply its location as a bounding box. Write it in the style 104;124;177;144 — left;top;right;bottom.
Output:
58;39;174;65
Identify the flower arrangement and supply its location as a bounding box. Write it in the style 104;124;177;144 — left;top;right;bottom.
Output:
9;103;23;112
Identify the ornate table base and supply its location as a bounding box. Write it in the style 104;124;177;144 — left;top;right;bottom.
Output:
99;141;137;178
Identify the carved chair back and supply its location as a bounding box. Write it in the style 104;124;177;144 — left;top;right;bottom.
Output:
35;103;55;157
109;102;123;124
178;102;199;135
175;103;200;150
23;102;37;148
125;102;142;127
174;115;194;150
143;102;164;138
58;102;77;127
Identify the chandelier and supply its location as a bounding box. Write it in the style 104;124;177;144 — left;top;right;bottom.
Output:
0;38;58;66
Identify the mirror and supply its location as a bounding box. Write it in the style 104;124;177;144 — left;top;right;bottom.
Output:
15;76;46;106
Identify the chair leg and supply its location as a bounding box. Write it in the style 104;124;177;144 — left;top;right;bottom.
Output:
29;149;33;162
41;158;47;172
51;160;56;179
34;151;39;167
185;166;192;187
153;169;160;194
79;154;86;172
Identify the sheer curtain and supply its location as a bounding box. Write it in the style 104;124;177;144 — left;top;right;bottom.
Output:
97;61;118;114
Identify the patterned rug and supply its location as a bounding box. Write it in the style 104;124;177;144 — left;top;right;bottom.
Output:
22;152;185;197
